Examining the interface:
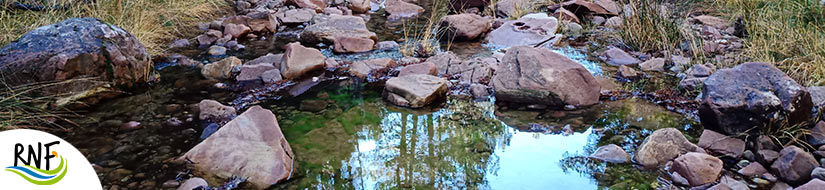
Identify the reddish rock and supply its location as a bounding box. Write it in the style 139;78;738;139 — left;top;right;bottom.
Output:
554;8;580;24
486;17;559;47
349;58;398;79
491;46;600;106
385;0;424;20
223;23;251;39
399;62;437;76
450;0;489;13
384;74;448;108
796;179;825;190
288;0;327;11
439;14;492;41
247;53;283;68
757;149;780;165
495;0;528;18
771;146;819;185
809;121;825;147
301;15;378;45
700;62;813;136
332;36;375;53
198;100;237;122
237;63;277;82
671;152;723;186
617;65;638;78
594;0;621;15
277;8;316;24
182;106;293;189
640;58;666;72
280;43;326;79
202;57;242;81
738;162;768;177
694;15;729;29
697;130;746;158
349;0;370;13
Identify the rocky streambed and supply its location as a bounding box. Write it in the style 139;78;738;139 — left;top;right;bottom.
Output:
3;0;825;190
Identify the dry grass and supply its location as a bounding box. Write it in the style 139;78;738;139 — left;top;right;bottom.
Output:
710;0;825;86
0;78;80;131
0;0;230;55
619;0;690;54
399;0;451;57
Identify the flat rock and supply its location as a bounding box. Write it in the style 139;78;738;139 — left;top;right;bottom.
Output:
491;46;600;106
349;58;397;79
588;144;629;163
694;15;729;29
349;0;370;13
385;0;424;20
738;162;768;177
594;0;621;15
771;146;819;185
617;65;638;78
277;8;316;24
182;106;293;189
700;62;813;135
288;0;326;11
280;42;326;79
399;62;437;76
198;99;236;123
237;63;277;82
796;179;825;190
384;74;448;108
636;128;704;168
640;57;666;72
301;15;378;45
485;17;559;47
697;129;746;158
600;47;641;66
672;152;723;186
333;36;374;53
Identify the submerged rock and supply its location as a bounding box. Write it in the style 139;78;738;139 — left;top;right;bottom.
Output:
589;144;629;163
771;146;818;185
202;56;242;81
0;18;151;106
635;128;704;168
439;13;492;41
384;74;448;108
671;152;723;186
198;99;236;122
301;15;378;45
491;46;600;107
182;106;294;189
486;17;559;47
280;42;326;79
699;62;813;136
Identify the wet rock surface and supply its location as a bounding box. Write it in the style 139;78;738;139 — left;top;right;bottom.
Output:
485;17;559;47
635;128;704;168
384;74;448;108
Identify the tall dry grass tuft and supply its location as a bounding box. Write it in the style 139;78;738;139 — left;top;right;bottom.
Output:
399;0;451;57
0;0;230;55
0;78;81;131
711;0;825;86
619;0;688;54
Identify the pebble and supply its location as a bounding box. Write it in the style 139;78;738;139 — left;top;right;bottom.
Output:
162;180;180;188
119;121;141;132
208;45;227;56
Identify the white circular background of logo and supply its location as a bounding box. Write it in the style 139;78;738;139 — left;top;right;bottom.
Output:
0;129;103;189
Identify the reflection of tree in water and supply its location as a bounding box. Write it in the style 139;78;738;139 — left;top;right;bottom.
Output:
348;99;509;189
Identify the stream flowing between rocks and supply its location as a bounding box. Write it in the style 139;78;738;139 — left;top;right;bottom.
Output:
47;0;705;189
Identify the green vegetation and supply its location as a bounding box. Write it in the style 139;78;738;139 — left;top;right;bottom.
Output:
709;0;825;86
0;0;229;54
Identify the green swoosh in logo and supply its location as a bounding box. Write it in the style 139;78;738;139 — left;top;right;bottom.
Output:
4;156;68;185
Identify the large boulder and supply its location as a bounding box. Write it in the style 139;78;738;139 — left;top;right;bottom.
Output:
280;42;326;79
771;146;819;185
385;0;424;20
486;17;559;47
491;46;599;107
301;15;378;45
635;128;704;168
384;74;448;108
182;106;293;189
671;152;723;186
699;62;813;135
439;13;492;41
0;18;151;105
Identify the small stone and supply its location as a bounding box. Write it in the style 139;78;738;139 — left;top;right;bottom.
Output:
162;180;180;188
738;162;767;177
639;58;666;72
757;149;780;165
601;47;641;66
374;41;399;50
617;65;638;78
719;175;748;190
119;121;141;132
605;16;622;28
697;129;746;158
170;39;190;49
177;177;208;190
813;167;825;180
208;45;227;56
743;150;755;161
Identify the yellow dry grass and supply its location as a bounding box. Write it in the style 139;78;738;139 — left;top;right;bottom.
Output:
0;0;230;55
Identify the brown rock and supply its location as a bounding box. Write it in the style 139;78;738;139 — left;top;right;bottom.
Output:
486;17;559;47
757;149;780;165
280;42;326;79
554;8;580;24
301;15;378;45
671;152;723;186
384;74;448;108
694;15;729;29
349;0;370;13
288;0;327;11
495;0;528;18
617;65;638;78
237;63;277;82
349;58;397;78
277;8;316;24
635;128;704;168
697;130;746;158
223;23;251;39
385;0;424;20
809;121;825;147
439;14;492;41
261;69;283;83
198;99;236;122
595;0;621;15
796;179;825;190
202;57;242;81
640;58;666;72
399;62;437;76
738;162;768;177
588;144;629;163
332;36;375;53
771;146;819;185
491;46;600;106
182;106;293;189
247;53;283;68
